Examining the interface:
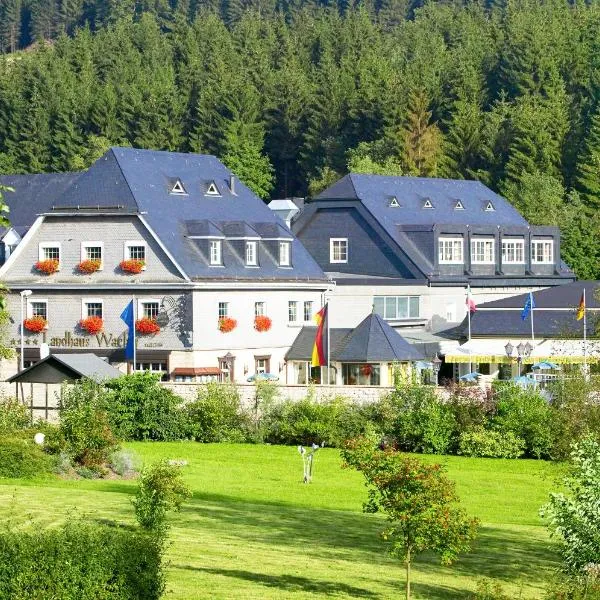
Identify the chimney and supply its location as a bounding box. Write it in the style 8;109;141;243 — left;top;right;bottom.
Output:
267;198;302;228
229;174;236;195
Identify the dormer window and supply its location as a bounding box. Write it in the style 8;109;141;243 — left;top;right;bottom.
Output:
454;200;464;210
170;180;187;195
330;238;348;263
279;241;291;266
389;196;400;208
471;238;494;264
245;241;257;266
531;239;553;264
485;201;495;212
438;237;463;264
39;243;61;263
209;240;222;265
423;199;434;209
205;181;221;196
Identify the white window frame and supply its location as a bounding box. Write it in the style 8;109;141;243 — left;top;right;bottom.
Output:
501;239;525;264
137;298;160;319
124;240;147;269
81;298;104;319
218;302;229;318
81;241;104;270
470;238;495;264
438;237;463;264
531;240;554;264
373;296;420;320
245;241;258;266
209;240;222;266
303;300;314;322
288;301;298;324
254;301;266;317
26;298;48;320
329;238;348;264
38;242;61;267
279;241;291;267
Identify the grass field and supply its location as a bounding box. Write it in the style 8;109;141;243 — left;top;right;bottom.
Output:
0;443;563;599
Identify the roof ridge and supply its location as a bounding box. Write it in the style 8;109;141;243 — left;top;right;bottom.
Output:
111;148;141;212
371;313;396;358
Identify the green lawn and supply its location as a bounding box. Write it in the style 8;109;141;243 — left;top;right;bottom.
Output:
0;443;562;599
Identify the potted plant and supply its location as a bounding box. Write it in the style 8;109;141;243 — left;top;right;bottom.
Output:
218;316;237;333
79;316;104;335
119;259;145;274
23;316;47;333
254;315;272;332
135;317;160;335
34;259;59;274
78;259;102;274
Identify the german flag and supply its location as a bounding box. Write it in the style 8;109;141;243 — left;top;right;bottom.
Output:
311;304;329;367
576;293;585;321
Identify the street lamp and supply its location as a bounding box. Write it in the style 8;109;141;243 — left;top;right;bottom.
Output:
505;340;533;376
432;354;442;385
20;290;32;371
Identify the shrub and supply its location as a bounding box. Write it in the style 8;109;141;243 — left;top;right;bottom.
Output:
378;383;456;454
0;520;164;599
0;436;53;478
110;449;139;477
185;383;249;442
470;579;511;600
58;379;119;468
0;397;31;434
446;383;495;441
105;373;187;441
493;385;554;458
458;427;525;459
133;460;191;532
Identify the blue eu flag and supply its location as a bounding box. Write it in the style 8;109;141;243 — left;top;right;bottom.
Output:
521;292;535;321
120;300;135;360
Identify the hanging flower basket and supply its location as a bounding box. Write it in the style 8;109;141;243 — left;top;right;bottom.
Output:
119;259;145;274
218;316;237;333
35;259;59;274
135;317;160;335
79;316;104;335
23;316;47;333
254;315;272;332
78;259;102;274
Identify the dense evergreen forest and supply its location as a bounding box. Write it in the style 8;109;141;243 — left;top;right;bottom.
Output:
0;0;599;277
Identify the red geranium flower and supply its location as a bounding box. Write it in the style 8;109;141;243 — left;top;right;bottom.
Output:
35;259;59;274
120;259;145;274
78;259;102;274
79;316;104;335
218;317;237;333
135;317;160;335
23;316;47;333
254;315;272;332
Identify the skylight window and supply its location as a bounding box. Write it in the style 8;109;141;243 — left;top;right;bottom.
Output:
389;196;400;208
205;181;221;196
454;200;464;210
170;180;187;195
485;201;495;212
423;199;434;209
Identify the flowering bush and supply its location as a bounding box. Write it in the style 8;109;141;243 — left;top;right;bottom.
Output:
218;317;237;333
254;315;272;332
23;316;47;333
79;316;104;335
135;317;160;335
35;259;59;274
119;259;145;274
78;259;101;274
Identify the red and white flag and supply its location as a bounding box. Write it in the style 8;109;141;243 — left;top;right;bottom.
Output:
466;286;477;313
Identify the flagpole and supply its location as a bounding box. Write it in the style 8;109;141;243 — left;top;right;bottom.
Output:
467;291;472;374
132;295;136;373
530;292;535;342
583;288;587;376
326;295;331;386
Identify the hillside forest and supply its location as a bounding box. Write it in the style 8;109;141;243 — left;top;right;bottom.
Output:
0;0;599;277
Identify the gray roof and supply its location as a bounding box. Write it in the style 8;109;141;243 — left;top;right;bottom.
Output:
7;353;123;383
286;313;424;362
466;281;600;338
316;174;529;227
1;148;327;283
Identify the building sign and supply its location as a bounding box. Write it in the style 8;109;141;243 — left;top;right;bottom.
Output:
13;331;164;349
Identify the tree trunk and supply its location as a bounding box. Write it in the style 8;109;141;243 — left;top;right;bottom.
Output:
405;549;411;600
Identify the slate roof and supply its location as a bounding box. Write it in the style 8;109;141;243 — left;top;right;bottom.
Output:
286;313;424;361
465;281;600;338
1;148;327;282
7;353;123;383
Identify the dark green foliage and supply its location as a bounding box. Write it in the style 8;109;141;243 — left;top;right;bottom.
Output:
470;579;511;600
133;459;191;531
0;397;31;434
185;382;249;442
0;436;53;478
0;520;164;599
105;372;187;441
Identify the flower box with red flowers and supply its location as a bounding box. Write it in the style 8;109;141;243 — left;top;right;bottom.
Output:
254;315;272;332
78;259;102;274
79;316;104;335
23;316;48;333
218;316;237;333
135;317;160;335
119;259;145;274
35;259;59;274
